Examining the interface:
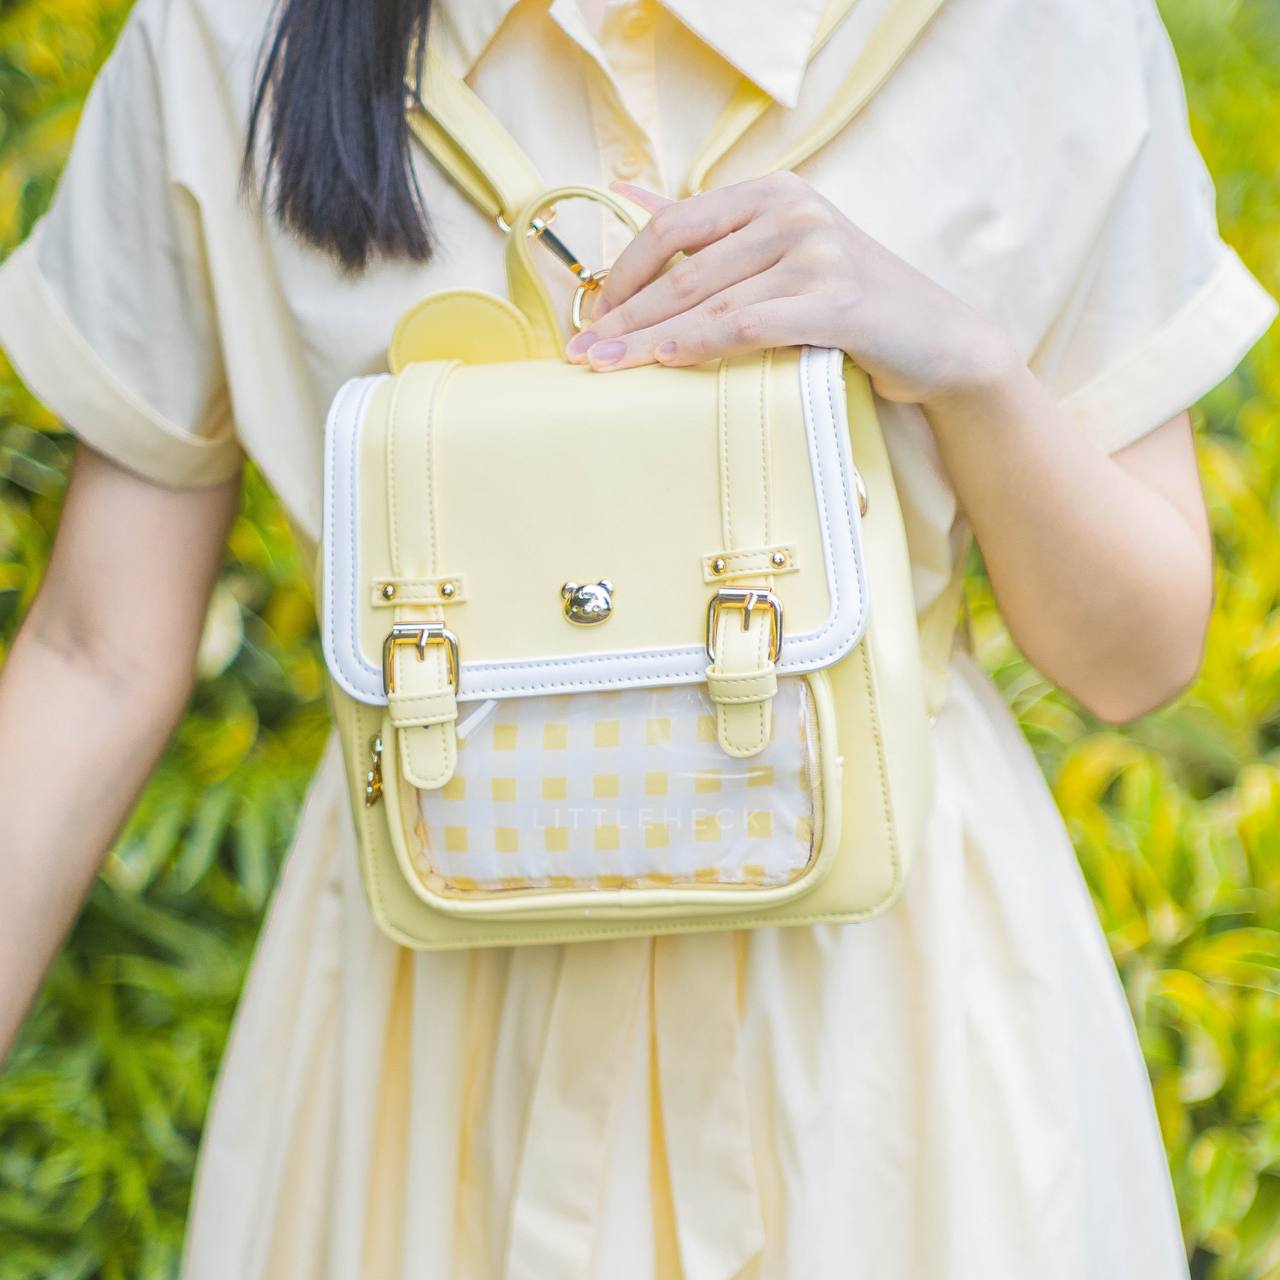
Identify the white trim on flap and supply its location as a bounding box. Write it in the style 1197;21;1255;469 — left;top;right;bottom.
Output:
322;374;384;704
322;347;869;706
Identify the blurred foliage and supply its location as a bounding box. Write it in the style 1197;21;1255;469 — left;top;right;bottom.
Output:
0;4;329;1276
968;3;1280;1275
0;0;1277;1275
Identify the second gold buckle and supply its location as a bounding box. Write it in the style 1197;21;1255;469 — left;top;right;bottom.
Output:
382;622;460;695
705;588;784;664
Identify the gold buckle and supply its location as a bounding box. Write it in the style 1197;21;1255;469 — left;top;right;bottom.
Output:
705;588;784;664
382;622;460;695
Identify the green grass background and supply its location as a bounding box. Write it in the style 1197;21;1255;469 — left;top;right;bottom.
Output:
0;0;1278;1275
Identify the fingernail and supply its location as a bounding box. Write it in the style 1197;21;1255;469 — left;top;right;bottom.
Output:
655;340;678;362
589;339;627;367
566;329;597;360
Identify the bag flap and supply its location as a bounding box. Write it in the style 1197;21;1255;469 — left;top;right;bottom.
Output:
322;345;868;705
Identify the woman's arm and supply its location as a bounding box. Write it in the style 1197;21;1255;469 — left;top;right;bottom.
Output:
0;443;239;1057
568;175;1213;722
923;376;1209;723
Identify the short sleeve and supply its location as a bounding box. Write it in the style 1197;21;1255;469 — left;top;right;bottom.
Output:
0;0;241;488
1031;0;1276;454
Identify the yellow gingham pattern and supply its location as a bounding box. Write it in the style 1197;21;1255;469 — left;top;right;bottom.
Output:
412;678;819;894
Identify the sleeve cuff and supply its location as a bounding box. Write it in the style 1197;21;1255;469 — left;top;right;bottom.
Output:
1058;248;1278;453
0;234;243;488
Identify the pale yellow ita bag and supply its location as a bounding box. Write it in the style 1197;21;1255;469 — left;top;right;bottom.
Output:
318;0;959;949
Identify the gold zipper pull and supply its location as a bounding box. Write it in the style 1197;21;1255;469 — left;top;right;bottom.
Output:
365;734;384;807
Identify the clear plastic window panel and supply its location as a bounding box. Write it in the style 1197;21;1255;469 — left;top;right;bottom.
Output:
409;676;822;895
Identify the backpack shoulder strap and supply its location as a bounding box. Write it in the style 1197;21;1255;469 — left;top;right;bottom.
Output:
680;0;860;198
406;45;545;227
682;0;946;196
407;0;946;223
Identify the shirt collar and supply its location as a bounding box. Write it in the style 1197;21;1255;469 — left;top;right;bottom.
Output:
433;0;832;108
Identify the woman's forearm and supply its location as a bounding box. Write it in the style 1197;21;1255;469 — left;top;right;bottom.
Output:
0;604;193;1056
921;349;1212;721
0;443;239;1060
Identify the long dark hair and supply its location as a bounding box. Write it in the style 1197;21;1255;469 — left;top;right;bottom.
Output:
245;0;434;271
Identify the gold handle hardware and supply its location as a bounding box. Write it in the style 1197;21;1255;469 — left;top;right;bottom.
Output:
381;622;461;696
529;218;593;281
705;587;784;664
503;197;627;333
365;734;384;807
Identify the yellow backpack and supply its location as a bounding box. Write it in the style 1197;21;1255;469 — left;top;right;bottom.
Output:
318;0;959;949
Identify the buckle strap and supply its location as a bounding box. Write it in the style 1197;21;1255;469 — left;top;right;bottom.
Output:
704;355;780;758
406;46;544;228
391;650;459;789
704;587;783;759
716;354;774;557
705;613;776;759
385;365;462;791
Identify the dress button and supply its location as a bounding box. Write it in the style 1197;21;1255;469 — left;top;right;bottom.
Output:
622;5;652;38
614;146;644;180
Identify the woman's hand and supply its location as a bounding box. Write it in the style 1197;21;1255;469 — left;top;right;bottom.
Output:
565;175;1016;406
567;176;1214;726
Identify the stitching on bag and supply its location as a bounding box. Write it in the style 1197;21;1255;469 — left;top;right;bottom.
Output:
817;348;870;648
759;349;772;547
400;725;455;791
858;637;901;900
390;704;457;720
718;360;733;550
756;350;773;756
344;383;381;680
424;365;452;695
388;373;405;578
326;378;354;675
707;668;776;687
327;378;386;690
800;349;842;653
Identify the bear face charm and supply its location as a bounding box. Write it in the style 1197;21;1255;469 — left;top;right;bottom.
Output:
561;580;614;626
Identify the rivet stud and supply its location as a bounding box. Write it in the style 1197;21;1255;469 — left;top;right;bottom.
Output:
712;558;727;575
380;582;397;600
441;581;457;599
770;551;786;568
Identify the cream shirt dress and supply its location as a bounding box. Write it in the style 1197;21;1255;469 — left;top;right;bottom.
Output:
1;0;1275;1276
